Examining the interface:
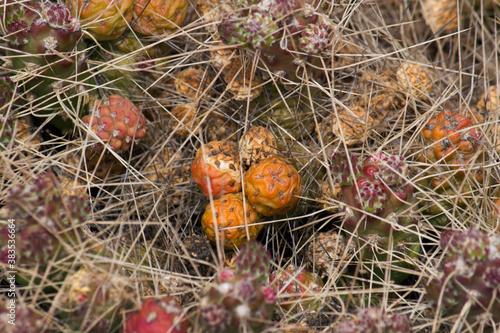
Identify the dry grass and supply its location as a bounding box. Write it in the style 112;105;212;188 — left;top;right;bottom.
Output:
1;0;499;332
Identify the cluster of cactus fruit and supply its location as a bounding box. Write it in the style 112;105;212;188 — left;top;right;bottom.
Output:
193;127;302;249
337;307;413;333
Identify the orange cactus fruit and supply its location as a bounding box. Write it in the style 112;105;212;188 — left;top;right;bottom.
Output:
201;193;263;250
67;0;135;41
82;95;146;152
133;0;191;36
244;157;302;216
191;141;242;199
421;110;480;162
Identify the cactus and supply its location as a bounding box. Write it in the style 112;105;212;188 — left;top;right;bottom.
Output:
426;229;500;328
337;308;413;333
0;296;45;332
198;240;275;332
331;151;418;282
218;0;336;80
58;267;133;332
1;0;85;105
0;76;15;150
191;141;242;199
82;95;147;153
0;173;89;284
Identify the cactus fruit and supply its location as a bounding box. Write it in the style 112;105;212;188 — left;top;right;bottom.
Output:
199;241;275;332
331;152;417;281
244;156;302;216
1;0;84;100
0;173;89;282
269;265;324;312
201;193;263;250
217;0;337;80
426;229;500;327
67;0;134;40
132;0;191;36
191;141;242;199
337;308;413;333
417;110;483;225
59;268;132;332
124;297;189;333
82;95;146;152
239;126;278;167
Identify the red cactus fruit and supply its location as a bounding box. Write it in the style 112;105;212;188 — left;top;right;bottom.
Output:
201;193;263;250
269;265;324;312
82;95;146;152
124;297;189;333
191;141;242;199
243;156;302;216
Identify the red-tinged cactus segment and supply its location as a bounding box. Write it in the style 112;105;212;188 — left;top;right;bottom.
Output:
82;95;146;152
234;240;271;281
332;151;417;281
191;141;242;199
217;0;336;79
0;77;15;110
124;297;190;333
269;265;324;312
426;229;500;326
201;193;263;250
330;152;362;185
199;247;275;333
67;0;135;41
218;14;247;46
244;11;278;48
337;308;413;333
0;0;84;98
0;173;88;276
244;156;302;216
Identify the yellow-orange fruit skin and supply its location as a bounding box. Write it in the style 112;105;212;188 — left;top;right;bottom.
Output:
191;141;242;199
244;157;302;216
67;0;134;41
201;193;263;250
133;0;191;35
